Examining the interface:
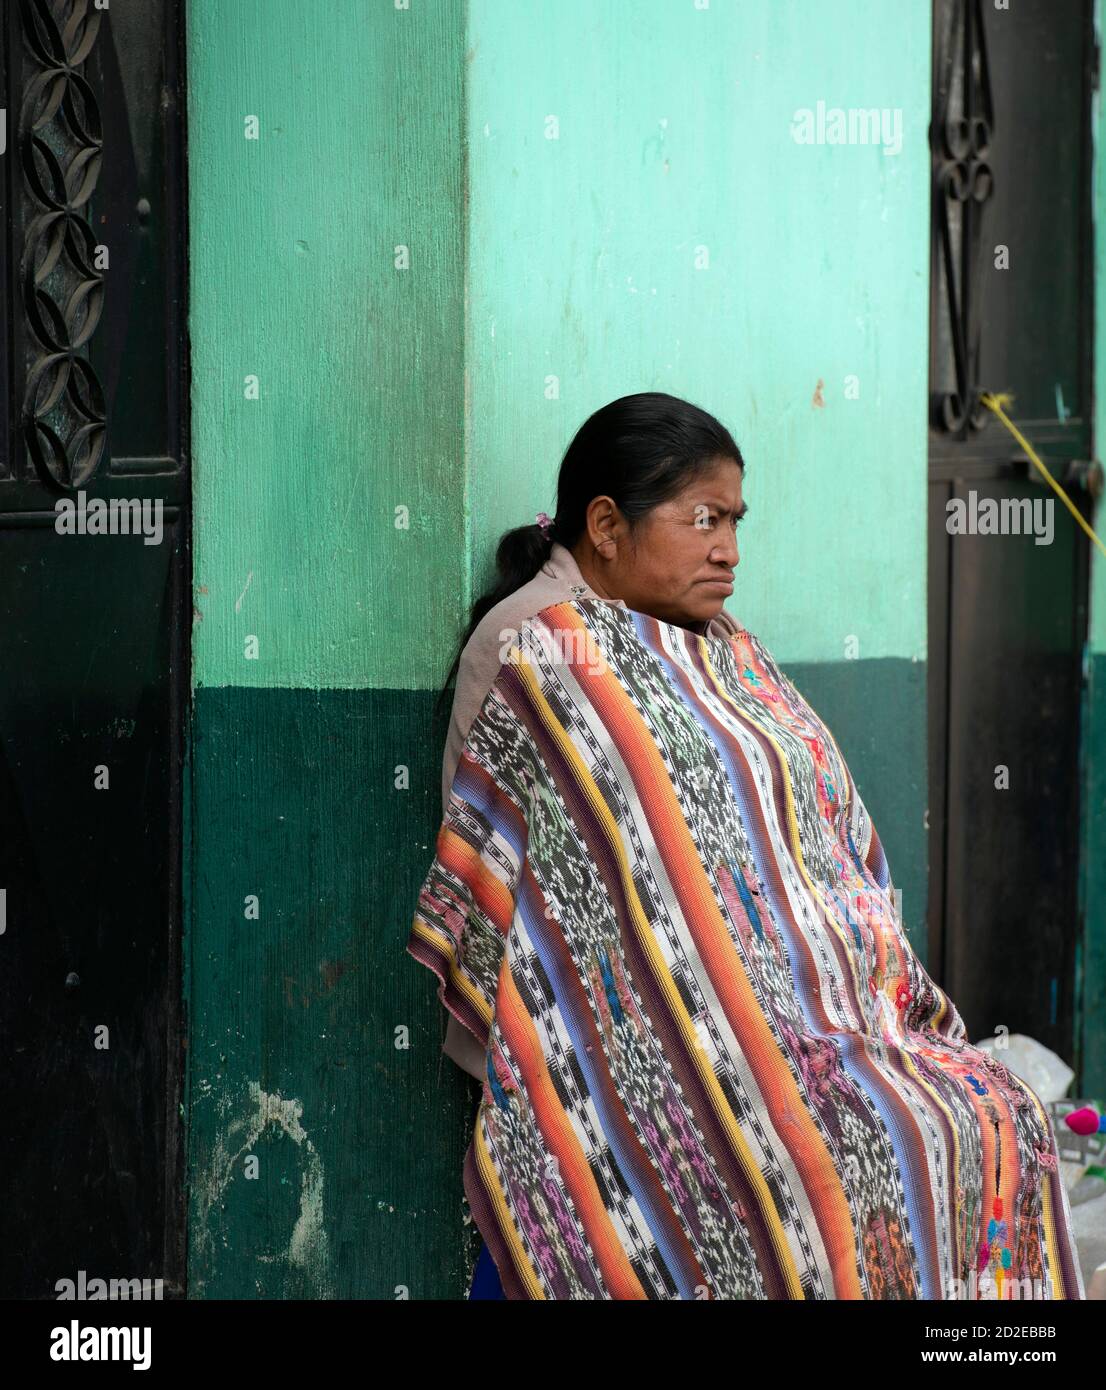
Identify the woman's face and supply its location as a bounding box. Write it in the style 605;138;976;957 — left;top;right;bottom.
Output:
573;457;746;628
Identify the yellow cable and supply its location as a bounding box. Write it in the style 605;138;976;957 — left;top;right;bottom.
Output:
979;391;1106;560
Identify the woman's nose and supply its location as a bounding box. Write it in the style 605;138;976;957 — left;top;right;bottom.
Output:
715;532;740;566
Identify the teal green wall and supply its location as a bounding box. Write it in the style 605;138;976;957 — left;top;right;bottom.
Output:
1095;0;1106;658
189;1;466;689
186;0;935;1297
467;0;931;664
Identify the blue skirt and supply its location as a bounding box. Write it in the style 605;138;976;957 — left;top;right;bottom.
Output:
468;1238;505;1299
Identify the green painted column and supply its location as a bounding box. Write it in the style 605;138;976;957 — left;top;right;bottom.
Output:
185;0;472;1298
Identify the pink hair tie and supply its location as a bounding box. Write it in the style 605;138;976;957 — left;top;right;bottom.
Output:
535;512;554;536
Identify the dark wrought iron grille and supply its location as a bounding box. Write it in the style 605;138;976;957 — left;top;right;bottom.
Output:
931;0;995;437
18;0;106;490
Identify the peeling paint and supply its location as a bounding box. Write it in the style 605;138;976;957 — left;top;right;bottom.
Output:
234;570;254;612
193;1082;332;1296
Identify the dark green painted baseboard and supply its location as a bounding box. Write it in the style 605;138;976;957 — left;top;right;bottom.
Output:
186;686;479;1300
787;657;929;967
1078;653;1106;1097
185;660;925;1297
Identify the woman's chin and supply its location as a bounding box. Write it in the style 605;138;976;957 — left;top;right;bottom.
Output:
689;589;730;617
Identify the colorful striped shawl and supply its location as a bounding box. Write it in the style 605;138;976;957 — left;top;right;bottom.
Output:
408;598;1084;1300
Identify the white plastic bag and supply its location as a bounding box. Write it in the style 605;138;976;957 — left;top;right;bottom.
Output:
973;1032;1074;1103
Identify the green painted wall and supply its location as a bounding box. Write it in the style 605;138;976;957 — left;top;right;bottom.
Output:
186;0;935;1297
185;0;471;1298
188;1;467;690
1079;0;1106;1095
467;0;931;665
1095;0;1106;658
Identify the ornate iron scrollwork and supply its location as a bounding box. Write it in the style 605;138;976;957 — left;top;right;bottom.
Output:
932;0;995;435
18;0;107;489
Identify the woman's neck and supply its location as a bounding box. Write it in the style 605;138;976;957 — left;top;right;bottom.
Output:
569;542;707;635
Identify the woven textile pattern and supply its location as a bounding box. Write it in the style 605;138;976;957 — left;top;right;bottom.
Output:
408;599;1084;1301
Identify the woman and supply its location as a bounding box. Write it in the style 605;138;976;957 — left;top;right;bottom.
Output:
409;392;1084;1300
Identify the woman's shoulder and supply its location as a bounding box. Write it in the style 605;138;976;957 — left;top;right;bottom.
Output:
460;568;580;678
443;575;577;803
465;593;748;667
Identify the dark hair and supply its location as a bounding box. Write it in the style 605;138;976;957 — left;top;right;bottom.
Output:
433;391;745;719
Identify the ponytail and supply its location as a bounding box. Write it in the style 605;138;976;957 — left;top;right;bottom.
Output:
432;519;556;720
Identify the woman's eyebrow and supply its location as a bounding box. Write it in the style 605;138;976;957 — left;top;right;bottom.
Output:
690;500;749;523
696;499;749;517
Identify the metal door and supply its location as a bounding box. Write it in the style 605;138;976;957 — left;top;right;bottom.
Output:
0;0;189;1297
928;0;1099;1072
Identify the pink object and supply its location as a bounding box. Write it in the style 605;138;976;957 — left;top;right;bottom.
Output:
1064;1105;1101;1136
